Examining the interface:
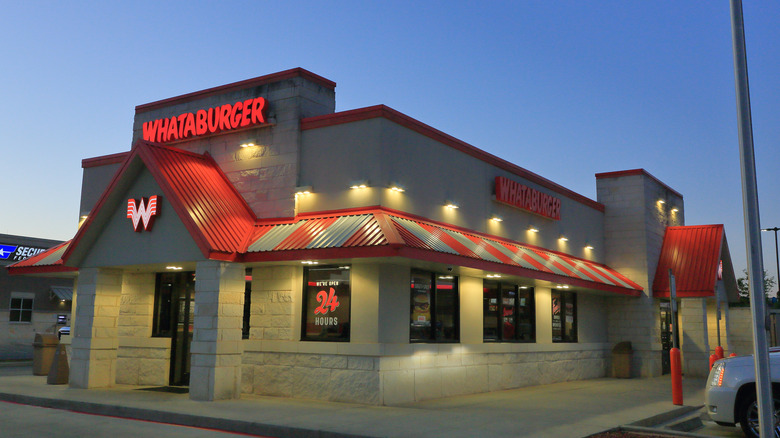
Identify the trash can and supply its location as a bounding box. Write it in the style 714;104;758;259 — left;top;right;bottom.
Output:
611;341;633;378
32;333;59;376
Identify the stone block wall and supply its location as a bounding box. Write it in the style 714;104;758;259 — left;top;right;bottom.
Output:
681;298;710;377
249;266;296;341
116;345;169;386
728;307;755;356
240;348;607;406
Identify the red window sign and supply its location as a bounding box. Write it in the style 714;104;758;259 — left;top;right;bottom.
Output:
127;195;159;232
494;176;561;220
314;287;340;314
142;97;268;143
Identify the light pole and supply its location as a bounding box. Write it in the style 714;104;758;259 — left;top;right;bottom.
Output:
762;227;780;298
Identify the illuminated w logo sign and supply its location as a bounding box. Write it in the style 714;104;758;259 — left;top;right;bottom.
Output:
127;195;160;232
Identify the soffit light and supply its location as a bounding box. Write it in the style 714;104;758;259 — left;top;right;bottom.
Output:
301;260;319;265
519;286;529;289
486;274;502;278
438;275;454;280
556;284;570;289
240;138;257;148
166;266;183;270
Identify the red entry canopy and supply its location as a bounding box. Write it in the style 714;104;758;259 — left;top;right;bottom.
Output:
653;225;737;299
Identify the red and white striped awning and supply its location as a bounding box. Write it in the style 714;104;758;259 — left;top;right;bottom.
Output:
245;209;642;295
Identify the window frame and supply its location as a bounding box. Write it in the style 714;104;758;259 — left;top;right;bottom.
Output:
9;293;33;323
410;270;460;343
301;265;352;342
483;281;535;343
551;290;577;343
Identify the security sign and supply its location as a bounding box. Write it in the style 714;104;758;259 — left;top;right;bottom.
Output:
0;244;46;261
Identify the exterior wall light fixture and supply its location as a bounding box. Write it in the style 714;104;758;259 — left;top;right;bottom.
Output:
528;226;539;233
445;202;459;209
490;215;503;222
350;182;368;189
671;207;679;213
240;138;257;148
658;199;666;204
559;236;568;242
390;185;405;192
295;186;312;196
585;244;594;250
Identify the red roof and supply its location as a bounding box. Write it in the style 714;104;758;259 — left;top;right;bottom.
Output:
653;225;726;298
6;240;77;275
9;141;642;297
60;141;256;264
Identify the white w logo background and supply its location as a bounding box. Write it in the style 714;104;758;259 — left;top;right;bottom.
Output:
127;195;159;232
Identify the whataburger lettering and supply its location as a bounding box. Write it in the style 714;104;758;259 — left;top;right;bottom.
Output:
142;97;268;143
495;176;561;220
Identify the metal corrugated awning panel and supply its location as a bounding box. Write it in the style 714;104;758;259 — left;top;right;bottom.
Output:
244;210;642;295
390;216;642;292
653;225;727;298
50;286;73;301
248;213;389;252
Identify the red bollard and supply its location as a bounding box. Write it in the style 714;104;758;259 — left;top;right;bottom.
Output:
671;347;683;405
729;353;737;357
715;346;724;359
709;354;718;371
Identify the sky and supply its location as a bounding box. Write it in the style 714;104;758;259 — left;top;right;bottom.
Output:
1;1;778;285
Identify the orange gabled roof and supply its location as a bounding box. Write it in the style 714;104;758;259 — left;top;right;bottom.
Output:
137;142;256;258
60;141;257;264
653;225;727;298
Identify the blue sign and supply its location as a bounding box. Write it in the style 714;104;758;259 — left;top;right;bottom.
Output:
0;245;18;260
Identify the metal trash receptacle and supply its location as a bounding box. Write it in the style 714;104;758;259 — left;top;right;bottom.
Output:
612;341;633;378
32;333;59;376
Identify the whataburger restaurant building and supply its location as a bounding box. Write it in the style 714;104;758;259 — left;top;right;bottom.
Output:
9;68;740;404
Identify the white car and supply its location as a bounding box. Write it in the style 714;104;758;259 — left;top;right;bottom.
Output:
705;352;780;438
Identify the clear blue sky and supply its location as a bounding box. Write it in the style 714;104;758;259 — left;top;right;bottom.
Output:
2;1;778;285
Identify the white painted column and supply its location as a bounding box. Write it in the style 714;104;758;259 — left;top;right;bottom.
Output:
190;261;245;401
70;268;122;389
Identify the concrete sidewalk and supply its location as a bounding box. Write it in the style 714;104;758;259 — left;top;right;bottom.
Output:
0;364;710;438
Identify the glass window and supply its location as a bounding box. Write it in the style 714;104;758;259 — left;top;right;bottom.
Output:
411;270;459;343
552;291;577;343
302;266;350;341
483;281;535;342
9;297;33;323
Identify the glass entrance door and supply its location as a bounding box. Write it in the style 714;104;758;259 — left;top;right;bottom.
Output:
153;272;195;386
659;301;678;375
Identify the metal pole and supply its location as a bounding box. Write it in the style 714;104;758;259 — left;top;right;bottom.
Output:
730;1;773;436
761;227;780;297
670;270;679;349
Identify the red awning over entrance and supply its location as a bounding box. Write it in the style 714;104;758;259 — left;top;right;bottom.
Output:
652;225;737;299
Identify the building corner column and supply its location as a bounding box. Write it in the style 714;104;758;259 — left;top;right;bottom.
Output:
681;298;710;377
70;268;122;389
190;260;245;401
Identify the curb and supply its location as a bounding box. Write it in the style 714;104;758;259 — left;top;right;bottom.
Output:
0;392;374;438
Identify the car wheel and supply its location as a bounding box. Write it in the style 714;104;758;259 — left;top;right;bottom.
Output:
738;393;780;438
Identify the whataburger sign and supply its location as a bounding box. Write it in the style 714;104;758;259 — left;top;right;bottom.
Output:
142;97;268;143
494;176;561;220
